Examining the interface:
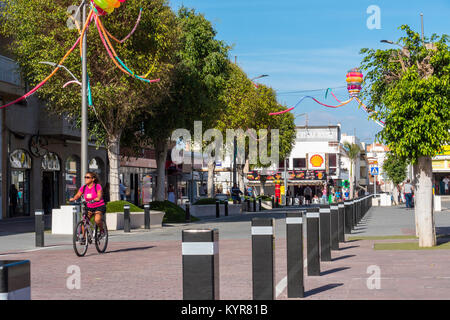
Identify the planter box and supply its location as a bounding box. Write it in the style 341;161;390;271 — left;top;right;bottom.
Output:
189;204;242;218
106;211;165;231
52;205;80;235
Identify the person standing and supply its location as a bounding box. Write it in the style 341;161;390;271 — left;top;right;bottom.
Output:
168;184;176;203
231;183;243;204
304;186;312;205
9;184;18;217
119;180;126;201
403;179;414;209
443;176;450;195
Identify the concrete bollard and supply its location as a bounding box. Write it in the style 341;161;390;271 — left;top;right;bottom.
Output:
338;203;345;242
0;260;31;300
216;200;220;218
252;218;275;300
144;204;150;229
185;201;191;223
35;210;45;247
319;205;331;262
123;205;130;233
306;207;320;276
182;229;219;300
330;204;339;250
344;200;353;234
225;201;228;217
286;211;305;298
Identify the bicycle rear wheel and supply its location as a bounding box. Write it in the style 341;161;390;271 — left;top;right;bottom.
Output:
95;222;108;253
73;220;88;257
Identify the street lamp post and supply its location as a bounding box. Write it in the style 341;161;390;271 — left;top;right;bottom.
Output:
81;2;88;180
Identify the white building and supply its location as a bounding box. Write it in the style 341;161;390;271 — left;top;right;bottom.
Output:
366;143;391;193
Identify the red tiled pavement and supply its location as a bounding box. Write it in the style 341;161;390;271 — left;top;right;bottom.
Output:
2;237;450;300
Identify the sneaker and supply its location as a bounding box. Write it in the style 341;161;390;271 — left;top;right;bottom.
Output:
79;237;86;245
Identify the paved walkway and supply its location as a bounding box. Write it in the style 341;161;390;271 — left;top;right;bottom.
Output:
0;203;449;300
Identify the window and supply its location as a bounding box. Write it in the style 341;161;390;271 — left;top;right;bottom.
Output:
329;154;337;167
293;158;306;169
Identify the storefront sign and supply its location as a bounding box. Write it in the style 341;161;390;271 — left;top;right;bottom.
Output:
10;149;32;169
288;170;326;180
42;152;60;171
308;153;326;170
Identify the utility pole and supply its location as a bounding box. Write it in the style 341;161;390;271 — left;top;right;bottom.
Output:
233;136;237;187
420;13;424;45
81;2;88;180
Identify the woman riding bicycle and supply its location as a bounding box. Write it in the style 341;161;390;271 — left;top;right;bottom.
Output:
69;172;106;237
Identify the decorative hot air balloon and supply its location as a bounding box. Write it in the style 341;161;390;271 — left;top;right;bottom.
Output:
91;0;127;16
346;68;363;97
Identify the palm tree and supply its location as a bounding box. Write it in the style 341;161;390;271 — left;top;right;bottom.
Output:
343;142;361;199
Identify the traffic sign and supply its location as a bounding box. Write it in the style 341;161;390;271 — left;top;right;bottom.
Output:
370;167;379;175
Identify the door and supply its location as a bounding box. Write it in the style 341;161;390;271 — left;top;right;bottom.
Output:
42;171;59;215
10;170;30;217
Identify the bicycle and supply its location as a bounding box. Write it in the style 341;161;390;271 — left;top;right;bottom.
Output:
72;197;108;257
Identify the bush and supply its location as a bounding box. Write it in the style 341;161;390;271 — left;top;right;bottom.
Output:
150;200;200;223
106;201;143;213
258;195;272;201
193;198;227;205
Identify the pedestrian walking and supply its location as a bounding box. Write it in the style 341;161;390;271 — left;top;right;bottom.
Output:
403;179;414;209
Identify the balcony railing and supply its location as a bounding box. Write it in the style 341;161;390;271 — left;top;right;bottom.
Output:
0;55;21;86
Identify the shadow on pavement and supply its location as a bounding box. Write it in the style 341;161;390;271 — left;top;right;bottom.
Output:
105;246;156;254
331;254;356;262
338;245;359;251
305;283;344;297
320;267;350;276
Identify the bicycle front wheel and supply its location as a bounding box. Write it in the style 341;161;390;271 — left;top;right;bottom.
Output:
95;222;108;253
73;220;88;257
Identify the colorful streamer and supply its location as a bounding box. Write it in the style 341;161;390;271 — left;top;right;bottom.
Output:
105;8;142;44
269;96;354;116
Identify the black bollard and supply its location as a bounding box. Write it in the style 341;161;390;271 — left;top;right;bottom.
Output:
185;201;191;223
271;196;275;209
225;201;228;216
286;211;305;298
319;205;332;262
144;204;150;229
306;207;320;276
35;210;45;247
0;260;31;300
124;204;130;233
275;197;279;208
253;198;257;212
72;206;79;233
247;198;251;212
258;198;262;211
252;218;275;300
182;229;219;300
344;200;353;234
216;200;220;218
338;203;345;242
330;204;339;250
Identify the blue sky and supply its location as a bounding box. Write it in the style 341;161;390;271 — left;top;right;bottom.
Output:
168;0;450;144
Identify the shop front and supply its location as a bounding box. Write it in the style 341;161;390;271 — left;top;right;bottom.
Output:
9;149;32;217
432;146;450;195
42;152;61;215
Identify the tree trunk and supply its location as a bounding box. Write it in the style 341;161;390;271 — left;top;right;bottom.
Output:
107;133;121;202
155;141;168;202
207;161;215;197
260;175;267;195
238;164;245;193
393;184;399;205
415;156;436;247
350;160;355;199
413;163;420;237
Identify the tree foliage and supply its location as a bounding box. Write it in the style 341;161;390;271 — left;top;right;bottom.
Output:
360;25;450;162
382;152;408;186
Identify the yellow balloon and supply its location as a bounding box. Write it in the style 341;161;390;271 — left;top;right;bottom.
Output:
106;0;120;8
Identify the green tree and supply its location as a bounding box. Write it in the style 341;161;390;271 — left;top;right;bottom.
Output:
0;0;178;201
360;25;450;246
215;64;295;195
382;152;408;204
122;7;230;201
342;142;361;199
